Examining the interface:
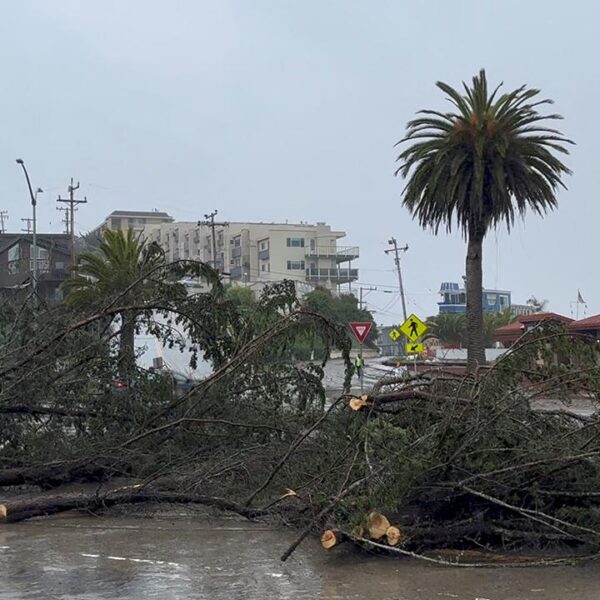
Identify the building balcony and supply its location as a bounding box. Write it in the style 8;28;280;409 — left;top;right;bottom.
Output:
258;248;269;260
305;267;359;284
231;246;242;259
306;246;359;263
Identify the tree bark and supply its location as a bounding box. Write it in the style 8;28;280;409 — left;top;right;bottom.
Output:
0;484;266;523
0;462;108;489
465;228;486;372
119;311;137;373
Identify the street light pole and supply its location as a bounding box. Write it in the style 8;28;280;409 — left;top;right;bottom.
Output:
16;159;43;296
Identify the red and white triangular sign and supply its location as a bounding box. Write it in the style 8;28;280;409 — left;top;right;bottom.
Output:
349;321;373;344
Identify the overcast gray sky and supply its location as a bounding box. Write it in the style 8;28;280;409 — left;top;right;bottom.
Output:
1;1;596;323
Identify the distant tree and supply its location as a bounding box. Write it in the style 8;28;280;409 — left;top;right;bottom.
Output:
483;309;517;347
76;229;103;254
63;229;169;371
427;309;516;348
526;296;548;312
303;287;378;346
426;313;466;348
397;69;572;371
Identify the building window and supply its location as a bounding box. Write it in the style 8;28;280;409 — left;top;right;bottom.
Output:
286;237;305;248
487;294;497;306
261;264;266;271
499;295;509;308
287;260;305;270
8;245;20;263
259;239;269;251
233;237;241;248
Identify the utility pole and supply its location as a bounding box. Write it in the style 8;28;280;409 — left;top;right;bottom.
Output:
21;218;33;233
358;286;377;311
56;206;70;235
0;211;8;234
197;210;228;272
57;178;87;271
384;238;409;323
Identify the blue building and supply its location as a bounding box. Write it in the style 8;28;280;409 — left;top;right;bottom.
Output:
438;282;511;314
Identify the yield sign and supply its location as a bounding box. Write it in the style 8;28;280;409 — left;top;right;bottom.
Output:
349;322;373;344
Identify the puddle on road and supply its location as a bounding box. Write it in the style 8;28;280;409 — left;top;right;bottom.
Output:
0;516;599;599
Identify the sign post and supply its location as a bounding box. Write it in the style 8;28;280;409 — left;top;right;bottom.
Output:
399;314;428;375
349;321;373;393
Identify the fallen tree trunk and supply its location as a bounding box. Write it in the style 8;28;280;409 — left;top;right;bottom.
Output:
0;483;267;523
0;462;109;489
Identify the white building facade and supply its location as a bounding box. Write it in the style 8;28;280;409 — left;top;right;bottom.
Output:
143;220;359;294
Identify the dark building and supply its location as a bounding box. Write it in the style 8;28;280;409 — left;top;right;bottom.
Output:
376;325;403;357
0;233;72;301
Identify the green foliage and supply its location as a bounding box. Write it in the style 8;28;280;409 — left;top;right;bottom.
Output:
427;309;515;347
64;228;167;306
299;287;378;360
426;313;466;347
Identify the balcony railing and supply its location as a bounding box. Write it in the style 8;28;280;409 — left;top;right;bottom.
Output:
231;246;242;259
305;267;358;284
305;246;359;263
258;249;269;260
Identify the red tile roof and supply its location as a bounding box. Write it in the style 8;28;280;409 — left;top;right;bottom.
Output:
494;313;573;344
518;312;574;324
495;322;524;333
569;314;600;331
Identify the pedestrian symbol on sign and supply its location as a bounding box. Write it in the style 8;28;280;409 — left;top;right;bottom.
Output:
399;313;427;341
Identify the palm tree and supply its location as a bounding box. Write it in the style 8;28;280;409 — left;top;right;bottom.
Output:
396;70;572;371
63;228;166;370
483;309;516;347
426;313;466;348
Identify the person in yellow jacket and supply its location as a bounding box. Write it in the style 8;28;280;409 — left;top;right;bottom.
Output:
354;354;364;378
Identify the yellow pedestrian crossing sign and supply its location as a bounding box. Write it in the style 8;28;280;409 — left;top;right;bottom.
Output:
388;328;402;342
406;342;425;354
400;313;428;341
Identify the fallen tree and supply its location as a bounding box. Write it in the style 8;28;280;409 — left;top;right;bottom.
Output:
2;276;600;567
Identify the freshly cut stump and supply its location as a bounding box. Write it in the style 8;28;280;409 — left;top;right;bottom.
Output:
368;512;391;540
350;525;365;539
349;397;370;411
321;529;340;549
386;526;402;546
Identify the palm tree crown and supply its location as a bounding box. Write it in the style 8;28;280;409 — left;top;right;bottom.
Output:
64;228;165;307
396;69;573;236
396;70;572;371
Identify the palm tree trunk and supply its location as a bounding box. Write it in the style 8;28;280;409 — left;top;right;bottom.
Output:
119;312;136;374
465;229;486;372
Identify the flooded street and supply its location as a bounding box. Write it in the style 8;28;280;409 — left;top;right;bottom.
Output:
1;516;600;599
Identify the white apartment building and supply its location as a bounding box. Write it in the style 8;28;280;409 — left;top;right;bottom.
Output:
143;220;359;293
90;210;174;237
